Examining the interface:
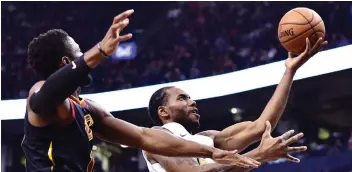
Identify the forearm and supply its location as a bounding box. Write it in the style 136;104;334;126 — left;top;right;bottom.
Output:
29;46;104;114
199;164;236;172
199;163;254;172
220;69;295;149
214;122;258;151
214;69;296;151
141;128;216;158
198;149;263;172
224;149;264;172
255;68;295;132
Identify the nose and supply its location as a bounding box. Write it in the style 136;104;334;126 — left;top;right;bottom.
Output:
189;99;197;107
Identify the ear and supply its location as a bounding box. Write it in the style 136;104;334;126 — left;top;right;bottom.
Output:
158;106;170;120
61;56;71;65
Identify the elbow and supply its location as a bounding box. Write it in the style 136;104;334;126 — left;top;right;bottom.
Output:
29;96;44;114
29;95;55;115
251;121;267;140
228;121;263;143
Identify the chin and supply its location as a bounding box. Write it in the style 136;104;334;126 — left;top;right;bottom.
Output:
179;120;200;133
190;121;200;133
192;120;200;127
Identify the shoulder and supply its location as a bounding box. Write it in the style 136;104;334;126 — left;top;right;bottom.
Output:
151;126;173;134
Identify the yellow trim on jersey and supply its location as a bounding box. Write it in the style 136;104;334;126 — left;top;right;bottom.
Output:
86;151;95;172
70;96;84;105
48;141;55;166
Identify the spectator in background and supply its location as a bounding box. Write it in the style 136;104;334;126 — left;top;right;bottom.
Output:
1;1;351;100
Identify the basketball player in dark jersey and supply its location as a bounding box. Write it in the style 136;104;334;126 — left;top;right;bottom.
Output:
21;10;261;172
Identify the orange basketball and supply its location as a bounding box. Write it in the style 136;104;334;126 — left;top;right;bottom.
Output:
278;7;325;55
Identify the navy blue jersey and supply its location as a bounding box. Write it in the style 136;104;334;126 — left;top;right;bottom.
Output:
21;96;98;172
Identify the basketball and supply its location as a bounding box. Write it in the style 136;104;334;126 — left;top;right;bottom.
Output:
278;7;325;55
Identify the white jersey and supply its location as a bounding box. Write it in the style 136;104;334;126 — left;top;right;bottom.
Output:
142;122;216;172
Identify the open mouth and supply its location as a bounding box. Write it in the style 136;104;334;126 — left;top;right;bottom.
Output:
190;108;199;114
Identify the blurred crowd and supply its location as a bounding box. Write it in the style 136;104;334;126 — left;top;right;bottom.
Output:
1;1;351;99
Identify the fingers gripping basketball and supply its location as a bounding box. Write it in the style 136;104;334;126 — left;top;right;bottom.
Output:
278;7;325;55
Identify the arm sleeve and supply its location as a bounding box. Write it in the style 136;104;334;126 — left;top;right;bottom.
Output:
29;56;92;115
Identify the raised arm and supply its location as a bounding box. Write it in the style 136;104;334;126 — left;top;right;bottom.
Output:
212;38;327;151
28;10;134;116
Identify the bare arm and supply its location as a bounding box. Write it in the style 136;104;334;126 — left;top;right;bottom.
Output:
213;69;295;151
86;99;260;168
85;99;225;159
146;154;234;172
145;146;264;172
212;38;327;151
155;121;307;172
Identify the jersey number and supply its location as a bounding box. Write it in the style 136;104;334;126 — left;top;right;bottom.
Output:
84;114;94;141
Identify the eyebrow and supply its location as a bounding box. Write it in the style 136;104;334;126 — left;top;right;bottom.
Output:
178;93;190;99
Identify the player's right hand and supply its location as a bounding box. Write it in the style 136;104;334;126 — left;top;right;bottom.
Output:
100;9;134;56
285;37;328;71
212;149;261;168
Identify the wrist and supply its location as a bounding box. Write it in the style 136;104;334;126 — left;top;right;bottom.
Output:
97;42;109;57
203;146;217;158
284;68;296;76
83;44;107;68
250;148;267;162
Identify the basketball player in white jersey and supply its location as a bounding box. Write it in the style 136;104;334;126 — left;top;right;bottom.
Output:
142;38;327;171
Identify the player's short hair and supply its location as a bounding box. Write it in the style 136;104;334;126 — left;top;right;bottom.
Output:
28;29;74;79
148;86;174;125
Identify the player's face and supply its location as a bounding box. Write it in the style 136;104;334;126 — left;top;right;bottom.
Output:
165;87;200;129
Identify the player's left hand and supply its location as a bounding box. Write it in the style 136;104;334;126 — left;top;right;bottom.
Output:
212;149;261;168
285;37;328;71
256;121;307;163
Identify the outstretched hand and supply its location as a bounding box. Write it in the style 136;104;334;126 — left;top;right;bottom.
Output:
212;149;261;168
100;9;134;56
257;121;307;163
285;37;328;71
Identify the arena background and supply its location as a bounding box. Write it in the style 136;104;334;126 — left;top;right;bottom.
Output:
1;1;352;172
